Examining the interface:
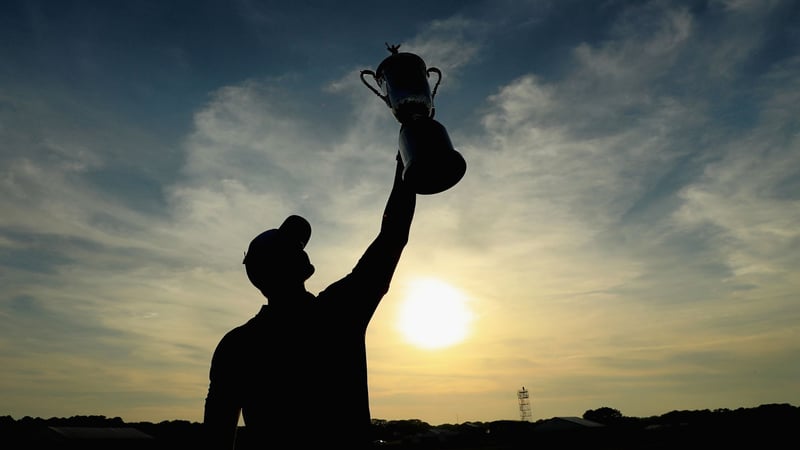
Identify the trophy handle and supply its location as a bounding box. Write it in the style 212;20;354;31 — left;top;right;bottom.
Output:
360;70;391;108
427;67;442;118
428;67;442;99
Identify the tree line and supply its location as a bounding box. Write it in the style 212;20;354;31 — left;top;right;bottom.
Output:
2;403;798;449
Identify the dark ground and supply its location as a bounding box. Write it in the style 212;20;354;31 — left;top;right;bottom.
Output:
2;403;797;449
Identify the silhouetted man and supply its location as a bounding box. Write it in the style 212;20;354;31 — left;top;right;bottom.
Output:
204;155;416;449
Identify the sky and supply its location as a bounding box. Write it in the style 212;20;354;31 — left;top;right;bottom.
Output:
1;0;799;426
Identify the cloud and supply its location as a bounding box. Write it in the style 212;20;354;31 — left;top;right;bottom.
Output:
402;16;486;79
452;0;799;310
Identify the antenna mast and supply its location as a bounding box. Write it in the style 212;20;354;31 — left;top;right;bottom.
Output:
517;386;532;422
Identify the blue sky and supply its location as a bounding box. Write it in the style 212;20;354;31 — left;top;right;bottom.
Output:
1;0;799;425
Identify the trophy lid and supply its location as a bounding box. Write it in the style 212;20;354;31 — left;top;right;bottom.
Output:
375;43;427;78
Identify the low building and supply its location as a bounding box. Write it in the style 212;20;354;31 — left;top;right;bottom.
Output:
534;416;605;432
44;426;155;449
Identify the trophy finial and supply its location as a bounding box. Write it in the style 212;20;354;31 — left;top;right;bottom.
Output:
386;42;401;54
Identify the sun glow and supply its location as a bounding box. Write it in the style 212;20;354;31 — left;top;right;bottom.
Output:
397;277;474;350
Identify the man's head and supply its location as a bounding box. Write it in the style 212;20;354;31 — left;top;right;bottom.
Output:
243;215;315;296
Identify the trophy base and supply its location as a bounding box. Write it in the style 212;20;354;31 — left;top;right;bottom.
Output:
399;118;467;195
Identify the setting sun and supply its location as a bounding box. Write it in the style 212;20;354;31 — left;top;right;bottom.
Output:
397;277;474;350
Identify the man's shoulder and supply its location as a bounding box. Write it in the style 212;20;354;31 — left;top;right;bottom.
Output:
220;309;270;339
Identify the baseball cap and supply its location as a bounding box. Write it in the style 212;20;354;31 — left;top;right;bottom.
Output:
243;215;313;290
243;215;312;266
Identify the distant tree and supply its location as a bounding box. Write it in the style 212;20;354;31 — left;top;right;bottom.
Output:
372;418;431;441
583;407;623;424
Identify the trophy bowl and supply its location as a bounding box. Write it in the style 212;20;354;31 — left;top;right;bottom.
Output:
399;117;466;195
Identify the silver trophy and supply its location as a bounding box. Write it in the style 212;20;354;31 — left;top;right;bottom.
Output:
361;43;466;195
